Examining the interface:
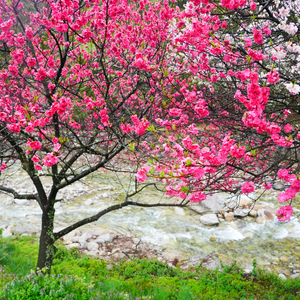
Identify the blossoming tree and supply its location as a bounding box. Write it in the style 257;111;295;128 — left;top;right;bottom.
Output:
0;0;300;271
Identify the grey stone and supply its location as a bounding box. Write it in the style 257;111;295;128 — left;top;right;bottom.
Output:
234;208;249;217
87;242;99;251
249;210;257;217
189;194;227;214
227;202;237;209
278;273;287;280
291;274;300;279
66;243;80;249
2;229;12;238
95;233;115;243
199;214;219;226
273;182;285;190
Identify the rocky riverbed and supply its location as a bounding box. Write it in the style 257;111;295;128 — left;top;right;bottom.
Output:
1;165;300;279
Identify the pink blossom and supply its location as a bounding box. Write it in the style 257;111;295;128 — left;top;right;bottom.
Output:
278;169;290;181
263;182;272;190
42;153;59;167
27;141;42;151
253;28;263;44
8;65;19;76
32;155;40;163
53;143;61;152
26;57;36;67
136;170;147;182
0;163;6;172
250;2;257;10
7;124;21;133
25;28;34;39
36;68;47;81
230;145;246;159
189;191;206;203
34;164;43;171
276;205;293;222
266;70;279;84
278;189;296;202
120;123;131;133
263;25;271;35
136;164;150;182
284;124;293;132
241;181;255;194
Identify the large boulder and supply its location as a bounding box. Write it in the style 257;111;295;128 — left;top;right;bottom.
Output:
189;194;227;214
199;214;219;226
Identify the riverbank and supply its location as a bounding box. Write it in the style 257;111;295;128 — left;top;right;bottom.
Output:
1;235;300;300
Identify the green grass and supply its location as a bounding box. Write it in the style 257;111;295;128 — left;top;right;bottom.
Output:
1;234;300;299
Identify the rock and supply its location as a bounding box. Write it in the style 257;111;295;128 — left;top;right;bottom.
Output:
234;208;249;217
199;214;219;226
66;243;80;249
252;205;266;211
84;198;94;206
113;253;126;260
188;254;221;270
6;226;14;234
210;236;216;241
63;231;76;243
91;228;110;236
224;212;234;221
278;273;287;280
2;229;13;238
257;209;274;221
106;264;114;270
190;194;226;214
217;213;224;219
87;241;99;251
249;209;257;217
71;236;80;243
78;231;94;247
174;207;185;216
238;199;252;208
86;250;99;257
291;274;300;279
273;182;285;190
14;199;29;205
263;206;277;214
14;226;36;236
95;233;115;243
227;202;237;209
256;217;265;224
280;256;289;263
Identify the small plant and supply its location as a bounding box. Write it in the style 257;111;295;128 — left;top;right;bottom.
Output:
250;259;258;277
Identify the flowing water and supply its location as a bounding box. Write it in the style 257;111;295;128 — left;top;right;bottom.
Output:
1;165;300;275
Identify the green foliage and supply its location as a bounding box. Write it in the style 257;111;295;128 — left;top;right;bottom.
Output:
1;237;300;299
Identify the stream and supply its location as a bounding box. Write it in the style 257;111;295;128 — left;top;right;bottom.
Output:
1;164;300;277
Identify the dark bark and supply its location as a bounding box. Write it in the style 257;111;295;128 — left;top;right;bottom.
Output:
37;204;56;273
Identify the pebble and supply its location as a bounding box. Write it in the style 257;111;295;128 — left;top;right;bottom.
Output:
280;256;289;263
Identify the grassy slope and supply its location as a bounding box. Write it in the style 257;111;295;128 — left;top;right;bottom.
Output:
1;235;300;299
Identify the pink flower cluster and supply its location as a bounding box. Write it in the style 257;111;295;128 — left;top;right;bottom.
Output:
136;164;150;182
276;205;293;222
241;181;255;194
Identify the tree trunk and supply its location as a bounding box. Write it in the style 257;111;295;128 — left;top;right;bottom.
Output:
37;205;56;274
